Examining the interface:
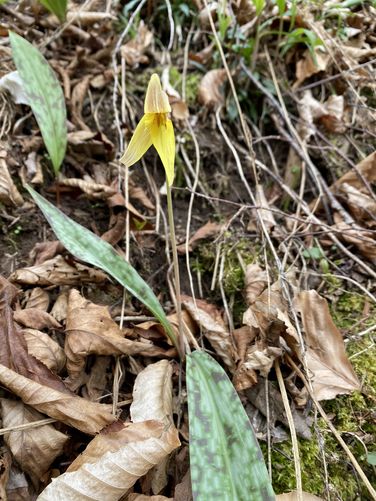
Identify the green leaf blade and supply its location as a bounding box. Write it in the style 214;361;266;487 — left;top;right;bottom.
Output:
9;33;67;174
38;0;67;22
187;351;275;501
26;186;178;352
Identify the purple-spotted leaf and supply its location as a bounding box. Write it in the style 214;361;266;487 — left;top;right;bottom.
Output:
39;0;67;22
26;186;179;354
187;351;274;501
9;32;67;174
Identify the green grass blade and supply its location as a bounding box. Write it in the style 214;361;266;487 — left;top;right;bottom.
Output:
26;186;179;353
9;33;67;174
187;351;275;501
38;0;67;22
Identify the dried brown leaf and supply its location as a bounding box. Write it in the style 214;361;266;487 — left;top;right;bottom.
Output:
294;49;330;89
10;255;107;286
6;466;30;501
121;21;153;67
182;296;237;372
198;69;227;109
0;363;115;434
50;290;68;323
65;290;155;386
337;183;376;220
82;356;112;401
332;216;376;263
244;264;268;305
14;308;62;330
30;241;64;265
23;328;66;373
71;76;91;131
58;177;116;199
334;151;376;190
130;360;172;426
1;399;68;486
276;492;324;501
0;154;24;206
0;449;11;501
23;287;49;311
294;290;360;400
177;221;223;254
127;496;172;501
38;421;180;500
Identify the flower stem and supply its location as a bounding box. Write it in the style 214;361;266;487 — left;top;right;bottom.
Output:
166;182;185;358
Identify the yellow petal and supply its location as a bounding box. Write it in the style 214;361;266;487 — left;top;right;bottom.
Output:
120;115;152;168
150;117;175;186
144;74;171;114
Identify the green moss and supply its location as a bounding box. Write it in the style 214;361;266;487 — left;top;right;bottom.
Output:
169;67;200;106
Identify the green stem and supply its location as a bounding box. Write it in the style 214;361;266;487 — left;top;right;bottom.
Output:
166;182;185;359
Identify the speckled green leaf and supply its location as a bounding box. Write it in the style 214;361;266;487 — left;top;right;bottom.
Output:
26;186;178;351
38;0;67;22
10;32;67;174
187;351;275;501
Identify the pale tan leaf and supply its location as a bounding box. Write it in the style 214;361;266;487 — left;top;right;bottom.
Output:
254;185;276;230
23;328;66;373
24;287;49;311
276;492;324;501
65;290;155;386
1;399;68;486
6;466;30;500
50;290;68;323
0;154;24;206
177;221;223;254
37;422;180;501
0;363;115;434
198;69;227;108
333;151;376;190
338;183;376;220
294;49;330;89
14;308;62;331
244;264;268;305
10;255;107;286
332;216;376;263
58;177;116;199
130;360;172;426
182;296;237;372
0;448;11;500
294;290;360;400
120;21;153;67
127;495;172;501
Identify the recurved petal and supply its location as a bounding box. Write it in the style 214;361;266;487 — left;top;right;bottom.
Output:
120;115;152;168
144;74;171;114
151;117;175;186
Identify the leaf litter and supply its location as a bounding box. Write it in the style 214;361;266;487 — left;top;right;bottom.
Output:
1;0;375;499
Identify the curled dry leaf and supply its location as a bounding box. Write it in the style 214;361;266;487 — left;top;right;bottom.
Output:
0;449;10;501
198;69;227;109
182;296;237;372
1;399;69;487
0;275;70;394
333;215;376;263
30;241;64;265
23;287;49;311
10;255;107;286
14;308;62;331
58;176;116;199
127;496;172;501
0;152;24;206
121;21;153;67
294;290;360;400
294;48;330;89
333;151;376;190
37;421;180;501
71;76;91;131
130;360;172;426
82;356;112;401
0;363;115;434
176;221;223;254
6;466;30;501
50;290;68;323
23;328;66;373
337;183;376;221
276;492;324;501
299;91;345;137
244;263;268;305
65;290;155;387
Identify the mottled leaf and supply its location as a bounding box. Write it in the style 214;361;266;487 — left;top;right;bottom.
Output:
39;0;67;22
186;350;274;501
9;32;67;174
26;186;179;352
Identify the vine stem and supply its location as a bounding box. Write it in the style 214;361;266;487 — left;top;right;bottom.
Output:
166;182;186;359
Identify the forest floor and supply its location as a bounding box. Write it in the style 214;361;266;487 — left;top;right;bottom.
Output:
0;0;375;500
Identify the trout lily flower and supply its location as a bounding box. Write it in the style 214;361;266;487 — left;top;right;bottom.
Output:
120;74;175;186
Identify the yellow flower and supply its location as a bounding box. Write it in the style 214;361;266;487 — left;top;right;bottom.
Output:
120;74;175;186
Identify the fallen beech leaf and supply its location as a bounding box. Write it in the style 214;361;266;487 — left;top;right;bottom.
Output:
299;91;345;137
71;76;91;131
0;275;70;394
67;130;114;159
50;290;68;323
65;289;155;387
121;21;153;67
0;363;115;434
171;100;189;121
23;287;49;311
332;217;376;263
37;421;180;500
0;153;24;206
294;48;330;89
30;240;64;265
244;264;268;305
0;449;11;500
23;328;66;373
333;151;376;190
337;183;376;220
6;466;30;500
294;290;360;400
128;496;172;501
276;492;324;501
82;356;112;401
198;69;227;108
14;308;62;331
182;296;237;372
130;360;172;425
1;399;68;487
176;221;223;254
58;177;116;199
10;255;107;286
